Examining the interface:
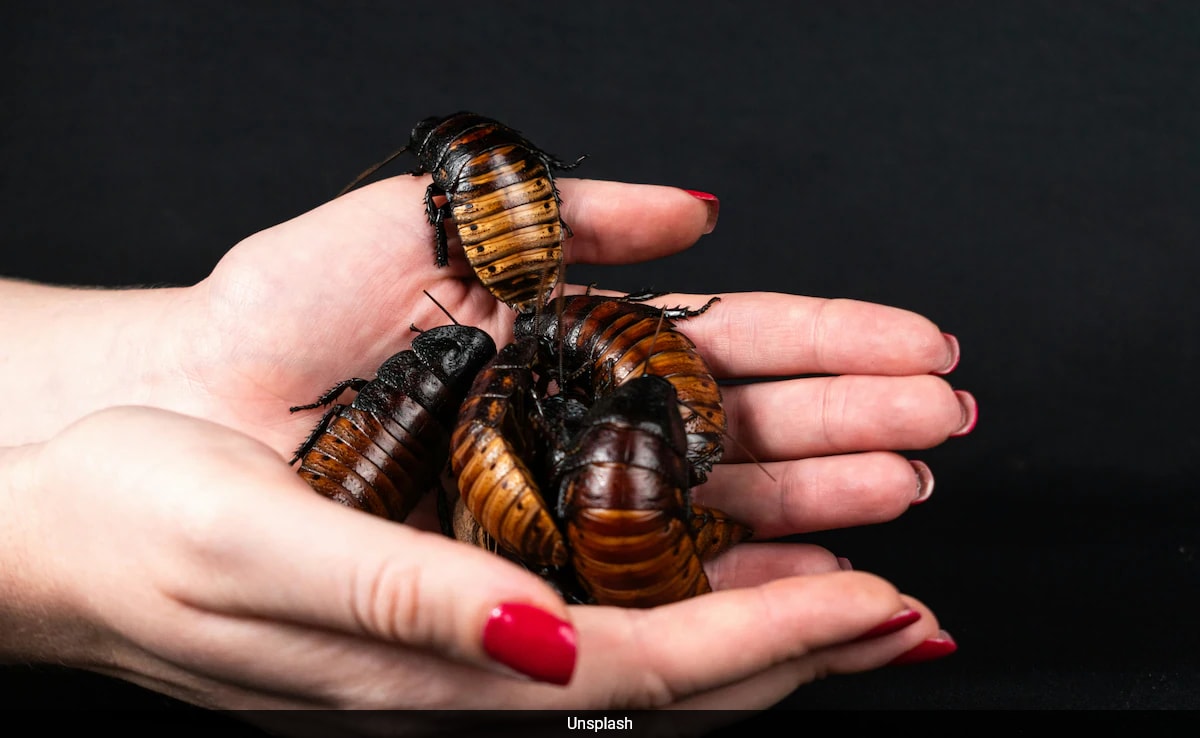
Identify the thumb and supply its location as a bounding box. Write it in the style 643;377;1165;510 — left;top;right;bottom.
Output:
208;462;579;686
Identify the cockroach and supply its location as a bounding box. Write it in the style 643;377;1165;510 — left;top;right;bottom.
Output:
449;336;570;568
289;322;497;522
512;292;726;485
556;374;712;608
443;490;593;605
341;111;585;312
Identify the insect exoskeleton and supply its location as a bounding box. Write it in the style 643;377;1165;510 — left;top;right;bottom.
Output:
688;504;753;561
555;374;713;608
512;292;726;486
289;324;497;522
343;112;586;312
449;336;570;568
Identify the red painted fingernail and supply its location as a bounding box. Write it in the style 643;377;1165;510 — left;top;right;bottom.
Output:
683;189;720;234
934;333;960;375
482;603;577;686
837;556;854;571
888;630;957;666
909;460;934;505
950;391;978;437
852;608;922;642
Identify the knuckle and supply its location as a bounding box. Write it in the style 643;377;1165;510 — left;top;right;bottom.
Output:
349;555;424;644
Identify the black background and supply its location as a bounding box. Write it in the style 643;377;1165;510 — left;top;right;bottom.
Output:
3;0;1199;720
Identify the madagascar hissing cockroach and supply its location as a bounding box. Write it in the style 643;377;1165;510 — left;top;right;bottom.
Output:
555;374;712;608
449;336;570;568
290;324;497;522
442;489;593;605
512;292;726;486
341;112;585;312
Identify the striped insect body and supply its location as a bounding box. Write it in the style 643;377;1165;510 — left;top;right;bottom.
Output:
345;112;585;312
290;324;497;522
512;292;726;486
449;337;570;568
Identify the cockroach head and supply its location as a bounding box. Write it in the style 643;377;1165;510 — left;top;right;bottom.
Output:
409;116;442;155
412;325;497;387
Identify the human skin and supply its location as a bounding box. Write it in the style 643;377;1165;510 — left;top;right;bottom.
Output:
0;177;972;718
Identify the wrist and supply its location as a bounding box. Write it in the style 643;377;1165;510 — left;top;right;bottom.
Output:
0;280;200;445
0;442;108;668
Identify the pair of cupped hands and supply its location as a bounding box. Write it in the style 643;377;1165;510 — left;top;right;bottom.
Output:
0;177;974;718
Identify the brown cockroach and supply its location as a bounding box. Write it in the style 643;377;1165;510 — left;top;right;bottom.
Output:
555;374;716;608
290;322;497;522
444;322;752;606
448;336;570;568
340;111;585;312
445;382;749;606
512;292;726;485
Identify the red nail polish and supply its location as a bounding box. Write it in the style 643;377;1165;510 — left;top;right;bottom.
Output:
909;460;934;505
950;391;978;437
682;189;720;234
934;333;960;375
888;630;957;666
482;603;577;686
852;609;922;642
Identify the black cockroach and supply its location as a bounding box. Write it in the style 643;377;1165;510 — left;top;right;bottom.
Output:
341;111;585;312
290;319;497;522
512;292;726;485
449;336;570;568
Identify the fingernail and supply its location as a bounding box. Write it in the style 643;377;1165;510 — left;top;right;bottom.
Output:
934;333;960;375
683;189;720;234
909;460;934;505
888;629;957;666
852;608;922;642
482;603;577;686
837;556;854;571
950;391;978;437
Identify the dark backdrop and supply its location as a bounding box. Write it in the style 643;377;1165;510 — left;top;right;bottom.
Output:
3;0;1198;720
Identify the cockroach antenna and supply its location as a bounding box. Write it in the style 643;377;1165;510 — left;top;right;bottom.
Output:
423;289;461;325
337;144;411;197
681;404;777;483
642;306;669;379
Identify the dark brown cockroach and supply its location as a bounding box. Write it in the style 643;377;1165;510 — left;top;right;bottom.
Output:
555;374;713;608
449;336;570;568
290;324;497;522
512;292;726;485
341;112;585;312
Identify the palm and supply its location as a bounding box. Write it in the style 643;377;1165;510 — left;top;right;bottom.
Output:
191;177;543;453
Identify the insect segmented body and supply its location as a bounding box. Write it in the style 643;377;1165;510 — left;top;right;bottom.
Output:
555;375;711;608
513;292;726;485
687;504;753;561
347;112;585;312
449;337;569;567
290;324;497;522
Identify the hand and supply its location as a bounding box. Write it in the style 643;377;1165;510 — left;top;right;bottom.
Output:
2;405;949;718
0;175;973;718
